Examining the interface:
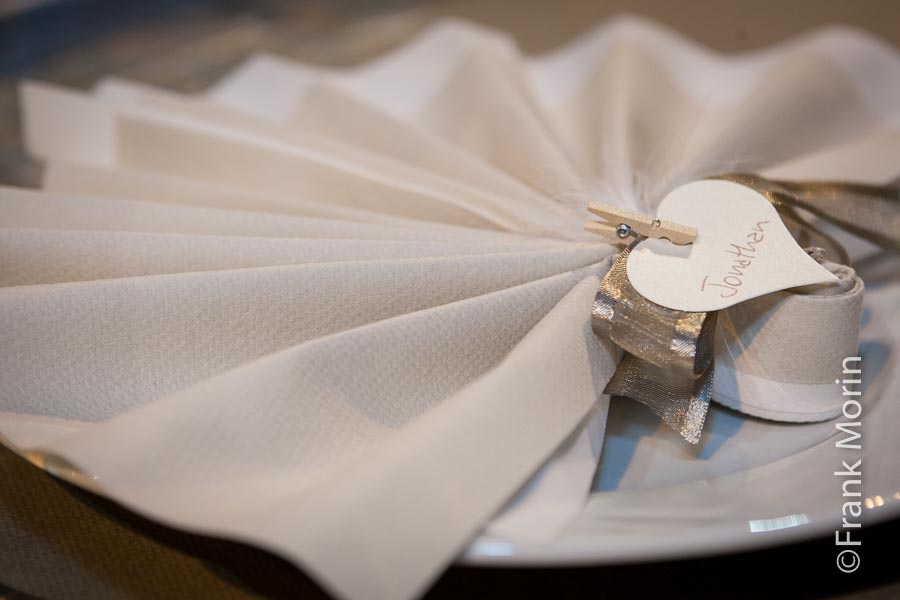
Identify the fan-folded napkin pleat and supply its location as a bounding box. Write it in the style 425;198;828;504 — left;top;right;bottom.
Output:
3;15;900;600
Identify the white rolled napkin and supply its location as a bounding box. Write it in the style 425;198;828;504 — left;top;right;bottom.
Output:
2;15;899;600
714;260;866;421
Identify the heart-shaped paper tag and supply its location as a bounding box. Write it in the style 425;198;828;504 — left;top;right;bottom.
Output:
626;179;838;311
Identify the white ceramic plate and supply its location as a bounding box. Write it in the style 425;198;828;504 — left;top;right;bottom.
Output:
464;273;900;565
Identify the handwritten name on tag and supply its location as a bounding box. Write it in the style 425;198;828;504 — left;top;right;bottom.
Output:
626;179;837;312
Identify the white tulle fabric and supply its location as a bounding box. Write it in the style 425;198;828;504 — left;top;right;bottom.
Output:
2;16;900;600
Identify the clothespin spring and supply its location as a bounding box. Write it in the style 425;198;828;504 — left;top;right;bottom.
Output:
585;202;697;246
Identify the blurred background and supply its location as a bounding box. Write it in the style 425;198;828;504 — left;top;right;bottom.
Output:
2;0;900;187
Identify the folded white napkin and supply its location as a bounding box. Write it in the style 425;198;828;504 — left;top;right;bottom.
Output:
2;16;899;600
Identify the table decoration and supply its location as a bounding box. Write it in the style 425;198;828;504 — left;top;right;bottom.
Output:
1;16;899;600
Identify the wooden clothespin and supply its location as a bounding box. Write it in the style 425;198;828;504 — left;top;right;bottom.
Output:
585;202;697;246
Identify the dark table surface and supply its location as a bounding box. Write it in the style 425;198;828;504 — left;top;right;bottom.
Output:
1;1;898;598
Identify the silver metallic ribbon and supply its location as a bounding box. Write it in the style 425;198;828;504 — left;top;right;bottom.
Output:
714;173;900;265
592;243;716;444
593;174;899;443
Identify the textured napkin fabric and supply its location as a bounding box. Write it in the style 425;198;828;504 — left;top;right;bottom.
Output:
2;16;900;600
715;260;866;421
